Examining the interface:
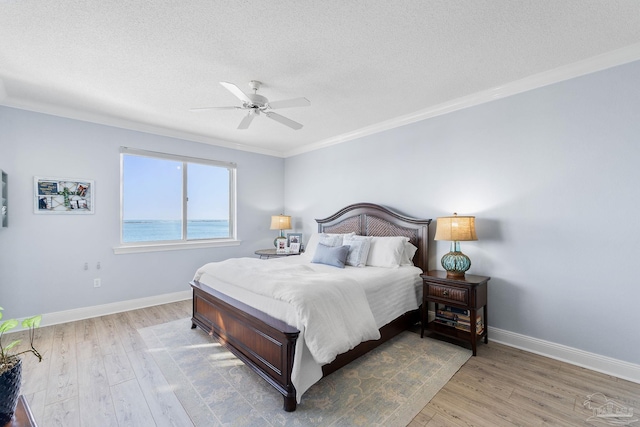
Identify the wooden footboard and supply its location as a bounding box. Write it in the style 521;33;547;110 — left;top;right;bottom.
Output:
191;280;300;411
192;279;419;411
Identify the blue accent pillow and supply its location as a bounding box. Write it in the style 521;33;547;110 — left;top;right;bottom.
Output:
311;243;350;268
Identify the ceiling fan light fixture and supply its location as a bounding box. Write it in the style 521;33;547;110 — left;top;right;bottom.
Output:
191;80;310;131
247;93;268;106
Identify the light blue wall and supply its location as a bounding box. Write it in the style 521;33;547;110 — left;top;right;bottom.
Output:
0;107;284;318
284;60;640;365
2;59;638;366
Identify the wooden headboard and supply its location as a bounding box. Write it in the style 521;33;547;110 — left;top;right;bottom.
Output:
316;202;431;272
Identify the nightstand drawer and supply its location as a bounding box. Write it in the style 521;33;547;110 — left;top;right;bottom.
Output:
427;284;468;305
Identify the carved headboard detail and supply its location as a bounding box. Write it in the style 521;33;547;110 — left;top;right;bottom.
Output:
316;203;431;272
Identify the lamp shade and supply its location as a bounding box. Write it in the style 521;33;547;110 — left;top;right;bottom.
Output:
434;214;477;242
270;215;292;230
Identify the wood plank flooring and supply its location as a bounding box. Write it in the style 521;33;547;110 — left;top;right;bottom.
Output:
13;300;194;427
7;300;639;426
409;339;640;426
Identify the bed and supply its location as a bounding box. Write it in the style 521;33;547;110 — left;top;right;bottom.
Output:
190;202;431;411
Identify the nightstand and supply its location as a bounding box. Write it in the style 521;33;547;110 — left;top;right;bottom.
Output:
254;249;302;259
420;270;489;356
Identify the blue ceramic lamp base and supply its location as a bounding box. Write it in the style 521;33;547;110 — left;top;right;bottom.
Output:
441;241;471;279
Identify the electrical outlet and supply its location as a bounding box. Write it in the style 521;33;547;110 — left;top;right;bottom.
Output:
93;278;101;288
84;262;88;271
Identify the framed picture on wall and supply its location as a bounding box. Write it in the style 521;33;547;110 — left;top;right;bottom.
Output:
34;177;94;214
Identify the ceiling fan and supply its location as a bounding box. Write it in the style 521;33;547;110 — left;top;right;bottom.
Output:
191;80;310;130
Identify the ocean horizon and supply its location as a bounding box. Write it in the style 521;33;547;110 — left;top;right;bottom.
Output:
123;219;229;242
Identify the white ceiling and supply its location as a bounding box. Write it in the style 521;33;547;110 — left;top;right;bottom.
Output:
2;1;640;158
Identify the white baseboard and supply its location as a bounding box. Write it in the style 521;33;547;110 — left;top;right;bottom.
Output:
20;290;192;330
426;309;640;384
489;326;640;385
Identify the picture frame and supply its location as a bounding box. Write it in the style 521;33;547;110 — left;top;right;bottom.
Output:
289;242;301;254
34;177;94;214
275;237;288;254
287;233;302;247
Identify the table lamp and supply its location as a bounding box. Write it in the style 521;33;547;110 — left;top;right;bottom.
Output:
434;213;477;278
270;214;292;247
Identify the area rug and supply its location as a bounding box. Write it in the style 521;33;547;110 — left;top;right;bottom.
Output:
138;318;471;427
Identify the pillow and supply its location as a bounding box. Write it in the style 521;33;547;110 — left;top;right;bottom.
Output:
343;235;372;267
319;233;346;247
311;243;350;268
400;241;418;266
304;233;321;257
366;236;409;268
305;232;355;258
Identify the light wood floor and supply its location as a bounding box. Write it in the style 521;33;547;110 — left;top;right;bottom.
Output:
8;300;640;426
409;338;640;426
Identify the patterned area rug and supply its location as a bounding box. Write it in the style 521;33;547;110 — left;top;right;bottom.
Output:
138;318;471;427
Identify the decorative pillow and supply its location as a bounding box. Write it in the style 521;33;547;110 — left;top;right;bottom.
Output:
400;242;418;266
343;235;373;267
311;243;350;268
366;236;409;268
319;233;347;247
305;232;355;258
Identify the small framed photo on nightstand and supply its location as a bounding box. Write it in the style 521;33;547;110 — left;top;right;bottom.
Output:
287;233;302;248
289;242;301;254
276;237;288;254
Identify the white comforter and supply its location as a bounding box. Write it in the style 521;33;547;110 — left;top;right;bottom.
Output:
193;257;381;365
193;255;422;402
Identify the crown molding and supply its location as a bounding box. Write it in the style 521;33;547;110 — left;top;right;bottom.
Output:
284;42;640;158
0;96;285;158
4;42;640;159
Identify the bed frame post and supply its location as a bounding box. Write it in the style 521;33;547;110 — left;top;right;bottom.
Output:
283;395;296;412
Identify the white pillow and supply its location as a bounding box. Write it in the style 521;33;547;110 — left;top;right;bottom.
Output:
305;232;355;258
319;233;346;247
400;241;418;266
366;236;409;268
343;235;372;267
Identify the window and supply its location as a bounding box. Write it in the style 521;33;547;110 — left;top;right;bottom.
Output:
117;147;237;252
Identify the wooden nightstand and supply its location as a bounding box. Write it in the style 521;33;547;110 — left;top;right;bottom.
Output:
254;249;302;259
420;270;489;356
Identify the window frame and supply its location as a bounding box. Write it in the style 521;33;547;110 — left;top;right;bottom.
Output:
114;147;239;254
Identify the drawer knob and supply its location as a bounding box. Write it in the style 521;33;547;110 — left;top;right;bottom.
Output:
443;289;449;297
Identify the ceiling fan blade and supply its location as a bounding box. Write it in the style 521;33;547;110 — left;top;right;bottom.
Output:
264;111;303;130
220;81;252;104
267;97;311;110
237;111;256;130
189;106;241;112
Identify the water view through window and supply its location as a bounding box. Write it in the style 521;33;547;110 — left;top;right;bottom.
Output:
122;152;232;243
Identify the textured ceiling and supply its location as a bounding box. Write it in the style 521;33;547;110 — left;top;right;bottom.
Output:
1;1;640;157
